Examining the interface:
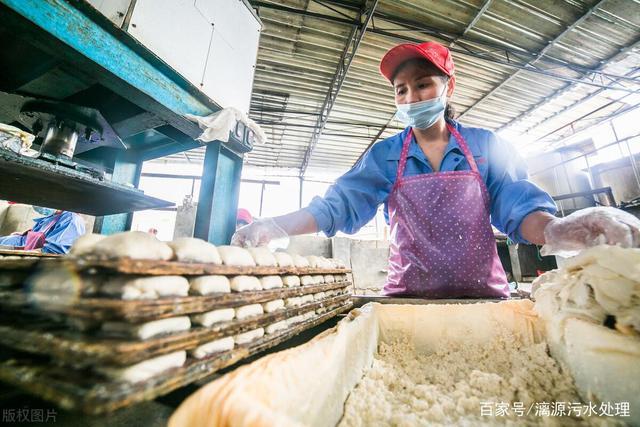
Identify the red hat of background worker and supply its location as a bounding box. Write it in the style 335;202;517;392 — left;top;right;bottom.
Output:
237;208;253;224
380;41;455;85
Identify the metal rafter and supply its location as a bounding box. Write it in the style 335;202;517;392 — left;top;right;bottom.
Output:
372;12;637;83
450;0;493;47
497;38;640;134
539;95;638;147
352;112;396;166
299;0;380;175
458;0;608;120
251;2;639;86
354;1;639;84
252;1;356;25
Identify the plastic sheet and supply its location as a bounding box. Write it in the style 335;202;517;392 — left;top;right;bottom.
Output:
542;207;640;257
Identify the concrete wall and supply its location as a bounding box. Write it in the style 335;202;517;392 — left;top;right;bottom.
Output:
286;235;332;257
173;198;198;239
348;239;389;295
285;235;389;295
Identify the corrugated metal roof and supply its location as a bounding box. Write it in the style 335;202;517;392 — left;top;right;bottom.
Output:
168;0;640;176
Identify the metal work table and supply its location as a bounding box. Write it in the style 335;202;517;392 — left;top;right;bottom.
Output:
0;2;258;416
0;0;245;242
0;148;172;215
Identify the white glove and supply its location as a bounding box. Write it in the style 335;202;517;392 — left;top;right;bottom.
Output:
541;207;640;257
230;218;288;248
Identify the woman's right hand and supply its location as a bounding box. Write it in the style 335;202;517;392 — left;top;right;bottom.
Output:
231;218;288;248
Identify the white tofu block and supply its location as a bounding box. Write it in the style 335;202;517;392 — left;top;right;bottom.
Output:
287;315;304;326
235;304;264;320
102;276;189;300
334;274;348;282
169;238;222;264
324;275;335;283
91;231;173;260
317;257;333;269
262;299;285;313
69;233;106;256
312;275;325;284
265;321;288;334
190;337;234;359
260;275;283;289
191;308;235;327
102;316;191;340
230;276;262;292
285;296;302;307
305;255;320;268
247;247;277;266
235;328;264;345
282;275;301;287
314;292;326;301
97;351;186;383
28;267;100;296
300;275;314;286
273;252;293;267
291;254;310;268
217;246;256;267
301;294;314;304
189;275;230;295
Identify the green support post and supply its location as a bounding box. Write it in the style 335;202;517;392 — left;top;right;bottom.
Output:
94;149;143;234
194;142;243;245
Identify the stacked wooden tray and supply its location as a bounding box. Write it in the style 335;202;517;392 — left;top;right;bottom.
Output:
0;256;353;414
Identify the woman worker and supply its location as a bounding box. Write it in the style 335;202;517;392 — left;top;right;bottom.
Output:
232;41;640;298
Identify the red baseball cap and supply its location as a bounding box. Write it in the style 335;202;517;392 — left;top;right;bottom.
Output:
380;41;455;83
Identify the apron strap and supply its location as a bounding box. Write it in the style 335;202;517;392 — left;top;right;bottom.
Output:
41;213;62;234
395;128;413;183
446;122;479;174
395;123;481;181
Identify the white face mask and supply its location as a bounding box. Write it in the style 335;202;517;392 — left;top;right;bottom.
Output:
395;83;447;129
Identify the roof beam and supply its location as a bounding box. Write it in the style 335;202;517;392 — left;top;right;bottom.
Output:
536;94;636;146
352;112;396;166
449;0;493;47
497;37;640;135
458;0;608;121
372;12;637;83
251;1;356;25
364;27;635;92
251;2;639;86
299;0;380;175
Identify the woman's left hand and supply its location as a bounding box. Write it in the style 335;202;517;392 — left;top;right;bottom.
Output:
541;206;640;257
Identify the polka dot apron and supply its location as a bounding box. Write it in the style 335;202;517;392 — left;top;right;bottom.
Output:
383;124;510;298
